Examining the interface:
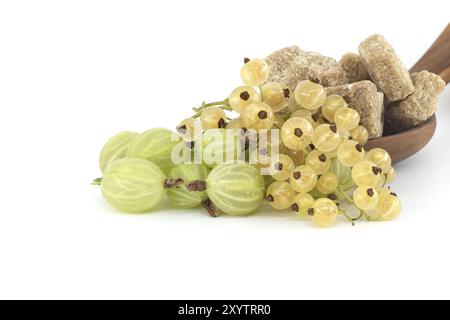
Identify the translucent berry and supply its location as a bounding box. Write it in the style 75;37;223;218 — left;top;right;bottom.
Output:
290;165;317;193
290;109;320;128
350;125;369;145
270;154;295;181
226;117;244;131
294;80;326;110
285;148;306;166
376;189;401;220
337;140;366;167
305;150;331;175
240;58;269;87
322;94;347;123
291;192;315;216
366;148;392;172
242;102;275;130
200;107;227;130
229;86;261;114
384;166;396;184
177;118;201;142
261;82;290;112
312;124;341;152
334;106;360;131
351;160;383;187
311;198;338;228
281;117;314;150
316;172;338;195
353;186;379;210
266;181;296;210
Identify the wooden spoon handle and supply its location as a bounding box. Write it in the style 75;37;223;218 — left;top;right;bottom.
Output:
410;23;450;84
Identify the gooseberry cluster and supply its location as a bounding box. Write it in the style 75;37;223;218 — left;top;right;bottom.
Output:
94;57;401;227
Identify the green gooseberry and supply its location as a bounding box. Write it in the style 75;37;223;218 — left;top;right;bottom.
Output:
99;131;138;173
201;129;245;168
101;158;182;213
166;164;210;209
126;128;182;174
187;163;265;216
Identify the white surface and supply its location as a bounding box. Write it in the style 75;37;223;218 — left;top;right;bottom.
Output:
1;0;449;300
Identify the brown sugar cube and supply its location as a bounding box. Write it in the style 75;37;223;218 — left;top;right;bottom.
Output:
281;51;349;90
377;92;385;129
385;71;445;134
358;34;414;102
264;46;302;83
326;81;384;138
339;53;369;83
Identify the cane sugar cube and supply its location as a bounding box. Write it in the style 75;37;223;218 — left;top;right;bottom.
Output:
265;46;302;83
340;53;369;83
358;34;414;102
282;51;349;90
385;71;445;133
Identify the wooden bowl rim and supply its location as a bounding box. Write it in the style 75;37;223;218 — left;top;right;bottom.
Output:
368;114;436;142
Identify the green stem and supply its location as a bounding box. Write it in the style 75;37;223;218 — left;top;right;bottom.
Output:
336;188;354;204
337;187;370;223
339;209;363;226
382;174;388;187
191;99;233;119
192;98;231;113
92;177;102;186
339;209;354;224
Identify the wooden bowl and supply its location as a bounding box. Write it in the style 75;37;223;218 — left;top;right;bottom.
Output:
366;115;436;163
365;24;449;164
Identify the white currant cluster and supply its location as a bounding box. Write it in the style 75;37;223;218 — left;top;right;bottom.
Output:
94;57;401;227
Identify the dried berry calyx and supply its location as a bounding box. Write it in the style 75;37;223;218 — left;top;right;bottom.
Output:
167;164;210;209
240;91;250;101
164;178;184;189
258;111;268;119
202;199;218;217
372;166;382;175
186;180;207;192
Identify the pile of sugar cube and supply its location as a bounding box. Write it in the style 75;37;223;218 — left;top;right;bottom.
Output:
265;35;446;137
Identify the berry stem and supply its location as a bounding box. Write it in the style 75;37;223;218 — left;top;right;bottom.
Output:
339;208;365;226
192;98;232;118
382;174;388;187
91;177;102;186
339;209;356;226
186;180;207;192
164;178;184;189
336;187;354;204
201;199;218;217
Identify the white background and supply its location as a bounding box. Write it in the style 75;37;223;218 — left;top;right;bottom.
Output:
1;0;449;300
